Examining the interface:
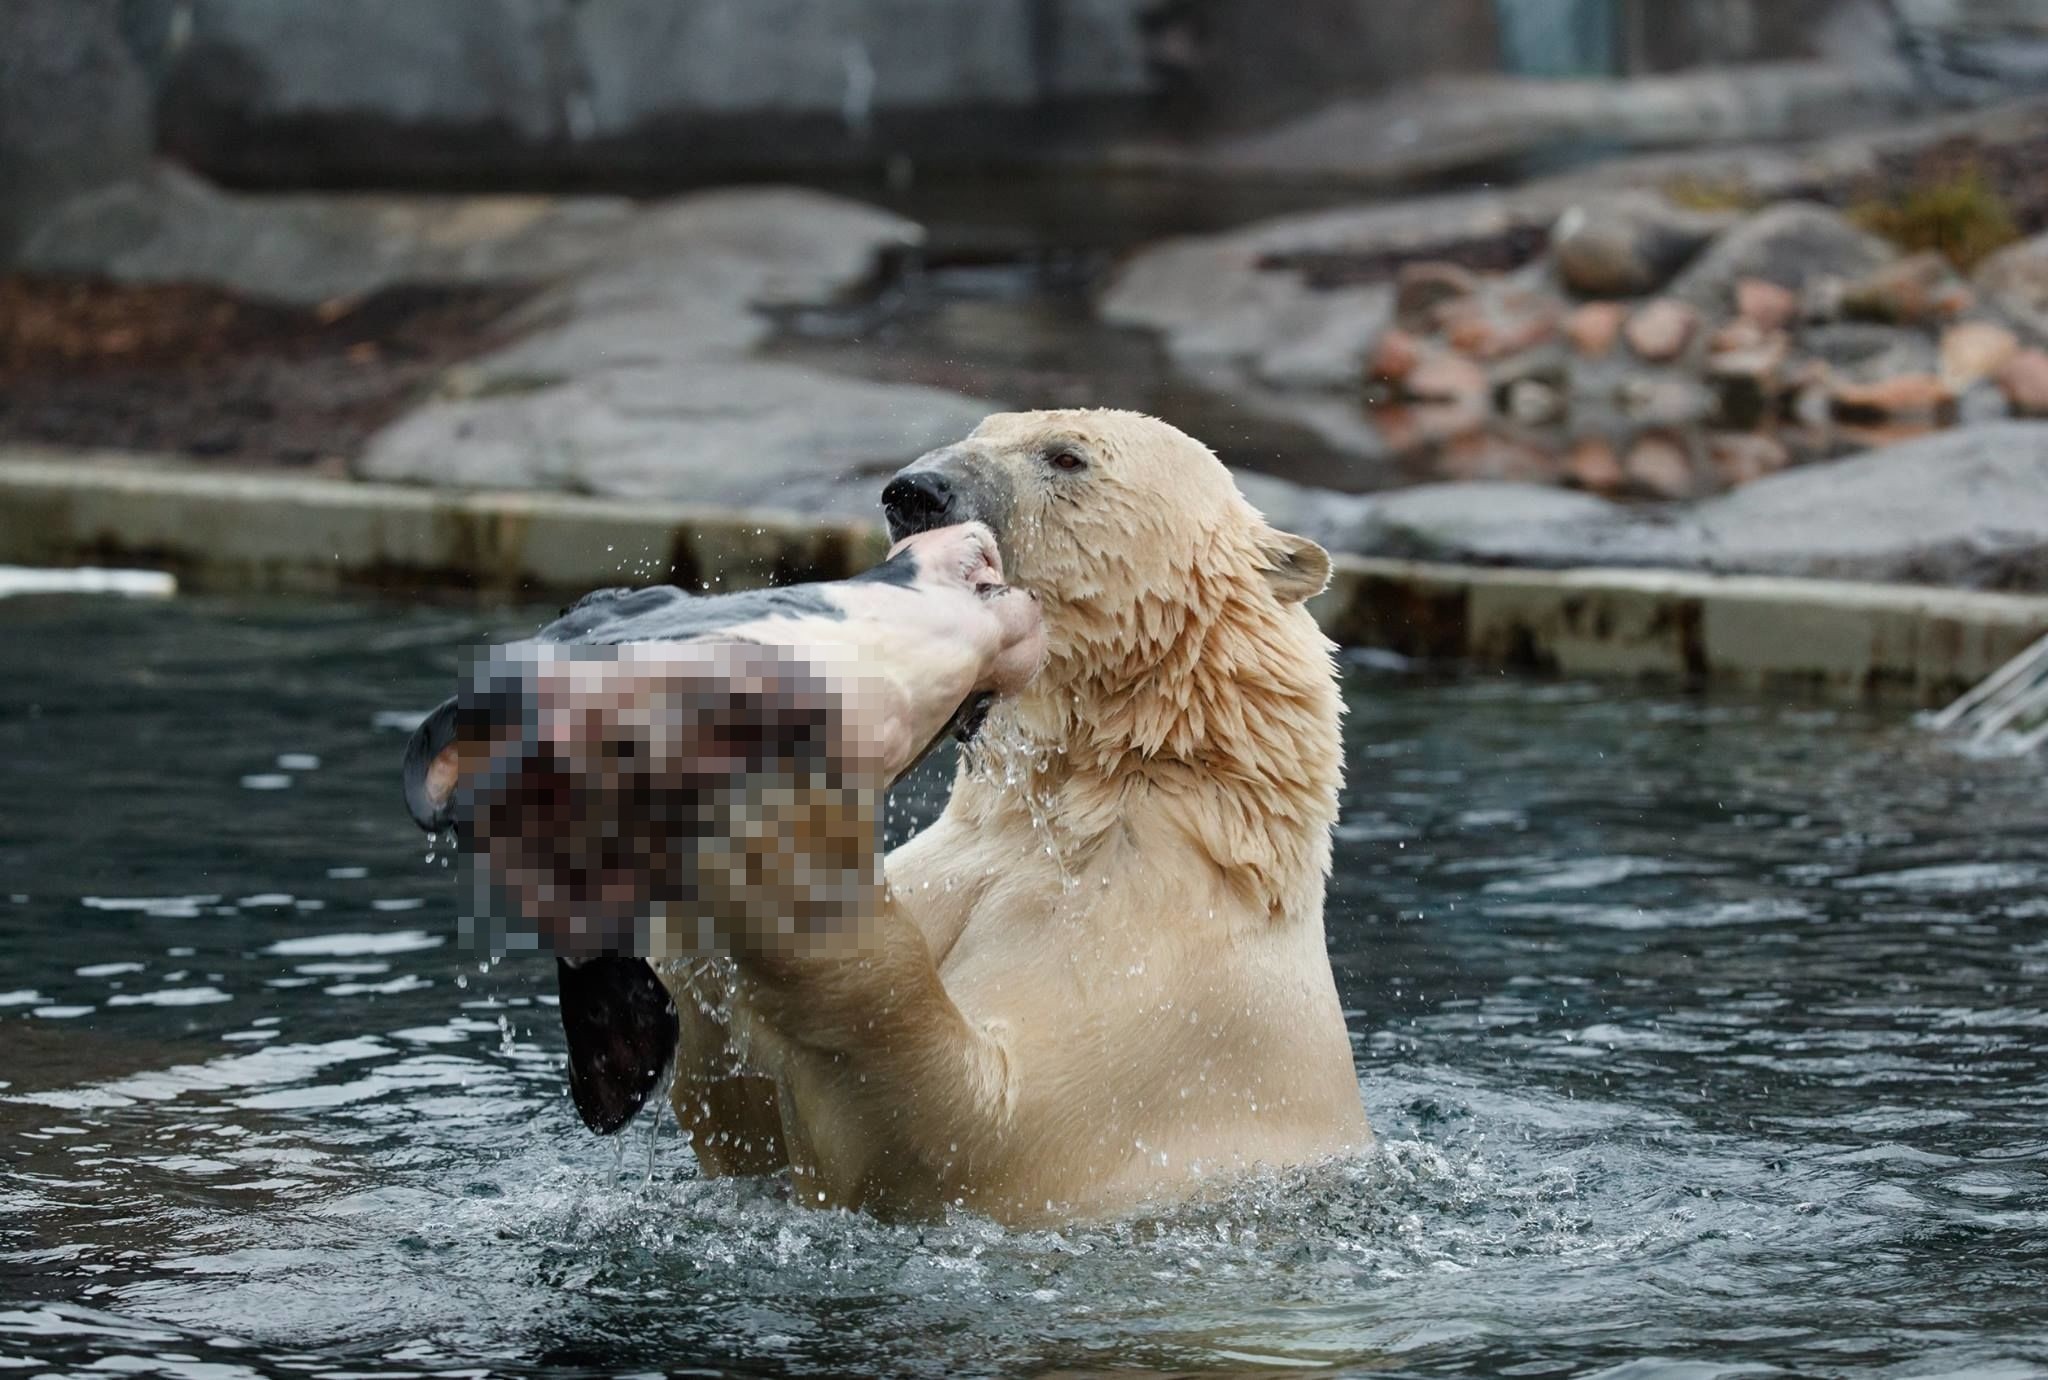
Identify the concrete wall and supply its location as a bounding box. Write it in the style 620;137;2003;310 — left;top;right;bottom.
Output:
1142;0;1503;128
6;0;2004;200
1896;0;2048;32
1889;0;2048;97
0;0;153;256
1620;0;1854;73
145;0;1160;185
123;0;1841;187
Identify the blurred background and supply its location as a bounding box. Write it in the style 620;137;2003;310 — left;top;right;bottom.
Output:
5;0;2048;571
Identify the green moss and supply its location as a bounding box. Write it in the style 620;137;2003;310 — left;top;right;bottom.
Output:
1662;176;1762;214
1851;167;2021;272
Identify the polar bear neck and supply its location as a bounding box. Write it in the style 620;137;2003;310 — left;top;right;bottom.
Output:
957;554;1343;919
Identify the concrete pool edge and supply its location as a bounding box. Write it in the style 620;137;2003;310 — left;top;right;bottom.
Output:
0;450;891;602
1322;557;2048;705
5;451;2045;705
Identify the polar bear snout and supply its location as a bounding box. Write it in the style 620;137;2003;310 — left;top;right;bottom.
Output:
882;468;957;537
883;445;1015;546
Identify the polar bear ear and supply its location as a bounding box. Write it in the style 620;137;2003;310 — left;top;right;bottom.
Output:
1257;528;1332;603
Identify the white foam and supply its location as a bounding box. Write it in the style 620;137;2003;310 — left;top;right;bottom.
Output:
264;930;442;957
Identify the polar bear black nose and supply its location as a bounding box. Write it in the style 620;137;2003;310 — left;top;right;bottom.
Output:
883;469;957;538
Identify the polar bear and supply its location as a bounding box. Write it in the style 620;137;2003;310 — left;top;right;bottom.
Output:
663;409;1369;1223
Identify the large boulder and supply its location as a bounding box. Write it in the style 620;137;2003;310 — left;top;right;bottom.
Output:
19;164;641;303
1337;483;1649;567
1683;422;2048;589
1669;202;1898;315
1549;195;1728;299
1099;236;1395;390
0;0;154;258
459;188;926;379
352;187;991;512
1254;285;1394;389
1324;423;2048;591
357;361;991;516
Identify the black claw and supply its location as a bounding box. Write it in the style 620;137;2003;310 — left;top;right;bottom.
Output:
556;956;680;1135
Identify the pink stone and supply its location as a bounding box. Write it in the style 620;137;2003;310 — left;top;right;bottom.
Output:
1625;434;1696;498
1735;277;1800;332
1623;299;1699;363
1565;301;1627;358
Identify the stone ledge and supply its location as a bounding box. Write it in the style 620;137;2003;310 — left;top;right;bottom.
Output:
7;450;2043;703
1321;555;2048;703
0;451;889;600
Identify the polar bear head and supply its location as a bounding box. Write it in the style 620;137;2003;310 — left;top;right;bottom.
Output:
883;408;1331;673
883;409;1341;905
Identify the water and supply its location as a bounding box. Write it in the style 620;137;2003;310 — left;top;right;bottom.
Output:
4;595;2047;1378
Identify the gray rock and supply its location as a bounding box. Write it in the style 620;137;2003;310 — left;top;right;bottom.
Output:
348;188;985;510
461;188;924;380
1343;483;1650;567
1975;232;2048;345
1252;286;1393;390
1614;373;1714;427
1684;422;2048;589
0;0;153;257
1099;238;1320;364
465;305;768;380
1800;322;1940;384
19;170;951;448
1669;202;1898;314
1957;380;2012;426
1226;468;1383;555
1550;195;1727;299
19;164;640;303
357;361;992;515
1323;422;2048;592
23;170;908;311
1181;371;1402;472
596;189;922;311
1393;262;1482;330
1101;237;1398;392
1186;63;1922;187
22;166;995;518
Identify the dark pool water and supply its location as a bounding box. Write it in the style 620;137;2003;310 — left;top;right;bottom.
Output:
3;594;2046;1379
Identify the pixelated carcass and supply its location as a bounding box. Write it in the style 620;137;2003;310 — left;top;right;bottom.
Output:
399;522;1043;1134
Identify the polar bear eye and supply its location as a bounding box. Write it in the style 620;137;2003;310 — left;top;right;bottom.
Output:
1046;451;1087;474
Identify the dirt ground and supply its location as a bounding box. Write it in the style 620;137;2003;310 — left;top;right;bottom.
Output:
0;276;533;468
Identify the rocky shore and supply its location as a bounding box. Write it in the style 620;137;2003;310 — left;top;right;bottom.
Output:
1102;107;2048;495
8;143;2048;595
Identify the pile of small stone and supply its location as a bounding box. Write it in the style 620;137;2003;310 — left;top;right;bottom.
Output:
1363;197;2048;498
